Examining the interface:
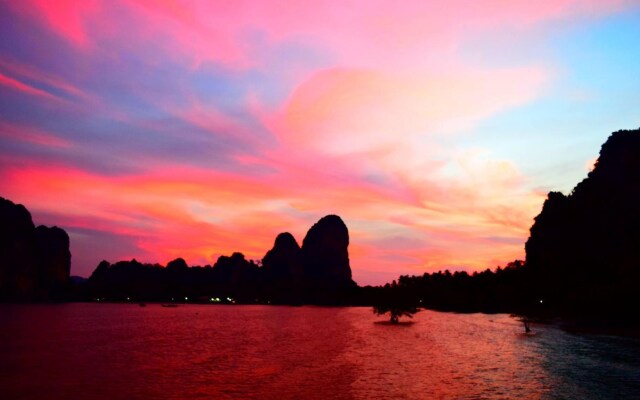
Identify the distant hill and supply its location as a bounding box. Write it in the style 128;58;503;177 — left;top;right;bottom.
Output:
0;197;71;301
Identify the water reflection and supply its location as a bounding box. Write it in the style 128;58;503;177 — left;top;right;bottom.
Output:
343;310;550;399
1;304;638;399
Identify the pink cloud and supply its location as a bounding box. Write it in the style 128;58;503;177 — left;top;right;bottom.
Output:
0;58;88;100
13;0;101;48
0;122;73;148
141;0;628;70
0;72;60;101
15;0;631;69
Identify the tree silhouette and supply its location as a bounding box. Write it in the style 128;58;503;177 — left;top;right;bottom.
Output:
373;280;421;323
373;302;420;324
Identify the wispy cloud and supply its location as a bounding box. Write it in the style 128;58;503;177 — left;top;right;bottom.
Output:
0;72;61;101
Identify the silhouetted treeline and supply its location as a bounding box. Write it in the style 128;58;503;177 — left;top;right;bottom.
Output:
359;260;534;314
0;197;71;301
83;255;262;303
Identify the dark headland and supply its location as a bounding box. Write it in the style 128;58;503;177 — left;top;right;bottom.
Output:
1;128;640;327
0;197;70;302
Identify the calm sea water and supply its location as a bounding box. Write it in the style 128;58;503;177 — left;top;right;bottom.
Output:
1;304;639;399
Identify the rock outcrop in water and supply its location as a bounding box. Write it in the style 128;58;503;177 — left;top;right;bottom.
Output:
0;197;71;301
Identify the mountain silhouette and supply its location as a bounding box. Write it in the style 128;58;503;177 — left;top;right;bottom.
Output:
525;128;640;318
0;197;71;301
84;215;357;304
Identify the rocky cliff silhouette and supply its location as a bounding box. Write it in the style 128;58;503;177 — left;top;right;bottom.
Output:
0;197;71;301
262;232;303;284
262;216;355;286
301;215;355;289
525;128;640;318
84;215;356;304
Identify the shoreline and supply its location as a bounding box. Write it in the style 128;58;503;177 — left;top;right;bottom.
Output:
4;301;639;338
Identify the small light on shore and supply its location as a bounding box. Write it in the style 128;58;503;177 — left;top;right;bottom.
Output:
539;299;544;304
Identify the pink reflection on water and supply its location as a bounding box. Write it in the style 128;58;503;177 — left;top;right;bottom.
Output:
1;304;636;399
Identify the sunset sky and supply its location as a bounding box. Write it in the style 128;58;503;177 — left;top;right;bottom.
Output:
1;1;639;285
